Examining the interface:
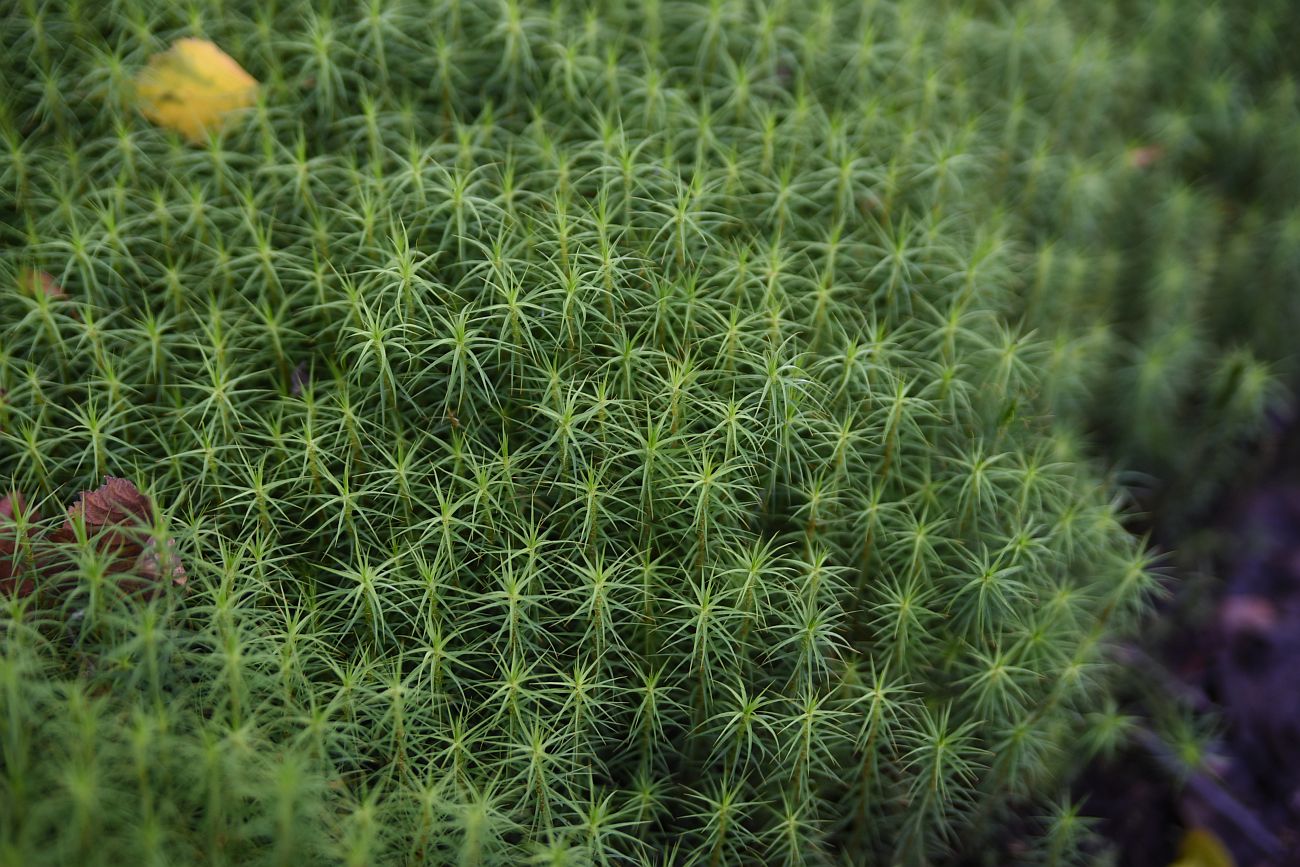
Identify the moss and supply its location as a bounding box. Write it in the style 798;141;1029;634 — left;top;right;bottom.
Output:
1;0;1297;864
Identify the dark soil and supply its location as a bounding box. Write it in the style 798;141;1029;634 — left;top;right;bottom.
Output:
1082;414;1300;866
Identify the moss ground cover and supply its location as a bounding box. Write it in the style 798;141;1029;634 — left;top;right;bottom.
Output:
1;0;1297;864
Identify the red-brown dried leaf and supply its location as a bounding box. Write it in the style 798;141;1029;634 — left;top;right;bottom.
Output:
1221;594;1277;635
0;491;39;597
1126;144;1165;170
72;476;154;527
51;476;154;546
18;269;66;300
48;477;184;593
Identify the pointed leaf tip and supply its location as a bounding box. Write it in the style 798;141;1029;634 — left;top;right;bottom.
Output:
0;491;39;597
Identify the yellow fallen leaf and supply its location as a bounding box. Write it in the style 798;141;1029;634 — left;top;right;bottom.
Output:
134;38;257;143
1169;828;1235;867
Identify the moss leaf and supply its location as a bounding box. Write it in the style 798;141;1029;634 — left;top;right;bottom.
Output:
0;491;39;597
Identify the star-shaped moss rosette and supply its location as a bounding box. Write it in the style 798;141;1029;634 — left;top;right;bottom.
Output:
47;477;187;595
0;492;40;598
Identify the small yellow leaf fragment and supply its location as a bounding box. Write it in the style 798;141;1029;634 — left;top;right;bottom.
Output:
134;38;258;143
1169;828;1235;867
